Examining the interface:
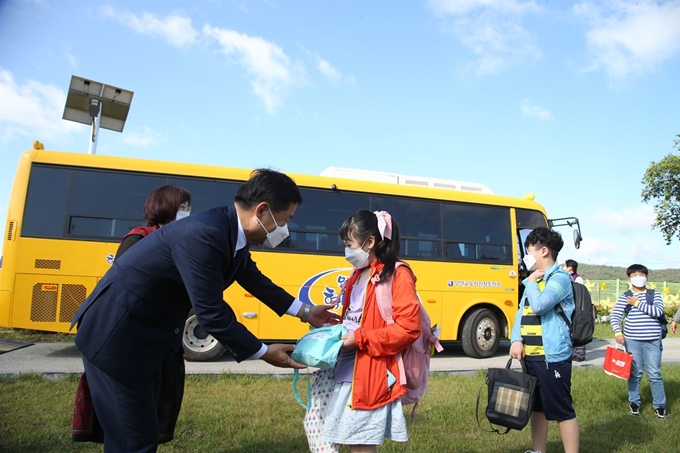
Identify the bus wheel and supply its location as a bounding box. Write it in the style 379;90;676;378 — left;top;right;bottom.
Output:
461;308;499;358
182;309;227;362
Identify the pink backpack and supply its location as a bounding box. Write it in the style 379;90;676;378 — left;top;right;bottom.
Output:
372;261;443;417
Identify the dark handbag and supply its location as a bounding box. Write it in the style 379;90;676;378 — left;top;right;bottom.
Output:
476;358;538;435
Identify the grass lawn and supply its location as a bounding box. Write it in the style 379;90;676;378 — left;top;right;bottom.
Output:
0;366;677;453
0;328;74;343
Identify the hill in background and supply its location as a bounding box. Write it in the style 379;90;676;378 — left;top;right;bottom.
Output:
577;264;680;282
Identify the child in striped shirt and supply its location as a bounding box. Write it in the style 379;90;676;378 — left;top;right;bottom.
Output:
609;264;667;419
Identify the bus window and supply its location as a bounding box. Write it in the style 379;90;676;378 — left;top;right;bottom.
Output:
371;196;440;260
442;203;512;264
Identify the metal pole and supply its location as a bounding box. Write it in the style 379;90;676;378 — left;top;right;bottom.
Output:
87;101;102;155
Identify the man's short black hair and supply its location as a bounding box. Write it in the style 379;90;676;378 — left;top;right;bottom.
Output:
565;259;578;272
524;227;564;261
235;168;303;212
626;264;648;277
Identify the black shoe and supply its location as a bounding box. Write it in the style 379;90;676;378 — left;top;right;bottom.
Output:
654;407;667;419
629;402;641;416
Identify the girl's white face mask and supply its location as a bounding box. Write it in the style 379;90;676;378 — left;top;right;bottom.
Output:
344;242;370;269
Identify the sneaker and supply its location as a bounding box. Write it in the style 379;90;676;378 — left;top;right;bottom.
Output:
629;402;641;416
524;451;543;453
654;407;667;419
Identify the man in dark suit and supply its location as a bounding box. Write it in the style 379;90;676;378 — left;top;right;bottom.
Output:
71;168;339;453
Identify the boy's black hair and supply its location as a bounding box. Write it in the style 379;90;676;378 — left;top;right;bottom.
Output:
565;259;579;272
524;227;564;261
235;168;303;211
626;264;649;277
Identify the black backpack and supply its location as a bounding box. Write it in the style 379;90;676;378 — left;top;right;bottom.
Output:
623;289;668;339
548;273;596;346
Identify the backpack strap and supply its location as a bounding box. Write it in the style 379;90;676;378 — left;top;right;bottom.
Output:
373;262;410;386
544;272;572;329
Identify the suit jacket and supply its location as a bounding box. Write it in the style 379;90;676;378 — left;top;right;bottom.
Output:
71;205;294;387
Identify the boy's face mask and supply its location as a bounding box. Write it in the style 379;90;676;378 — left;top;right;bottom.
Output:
630;275;647;288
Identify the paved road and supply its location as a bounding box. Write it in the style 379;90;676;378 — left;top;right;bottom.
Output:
2;338;680;377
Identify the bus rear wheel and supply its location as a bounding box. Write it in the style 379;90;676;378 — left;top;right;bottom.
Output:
182;309;227;362
461;308;499;358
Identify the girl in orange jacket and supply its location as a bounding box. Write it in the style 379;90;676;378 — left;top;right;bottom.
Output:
322;209;421;452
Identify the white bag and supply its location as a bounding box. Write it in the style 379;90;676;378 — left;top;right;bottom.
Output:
302;368;340;453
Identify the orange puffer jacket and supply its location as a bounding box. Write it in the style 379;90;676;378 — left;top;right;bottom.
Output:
342;260;421;410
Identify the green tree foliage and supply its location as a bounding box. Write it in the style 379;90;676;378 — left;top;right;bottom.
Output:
641;134;680;244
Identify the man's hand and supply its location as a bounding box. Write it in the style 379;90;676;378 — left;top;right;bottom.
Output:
261;343;305;369
509;341;525;360
308;304;341;328
626;296;638;306
615;334;625;345
671;320;678;335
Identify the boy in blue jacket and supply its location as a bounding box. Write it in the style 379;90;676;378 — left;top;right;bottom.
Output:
510;227;579;453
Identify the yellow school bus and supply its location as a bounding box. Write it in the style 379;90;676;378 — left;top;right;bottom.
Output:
0;144;581;361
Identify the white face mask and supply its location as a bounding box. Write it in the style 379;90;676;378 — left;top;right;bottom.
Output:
176;210;190;221
257;207;289;249
345;242;370;269
630;275;647;288
522;252;537;271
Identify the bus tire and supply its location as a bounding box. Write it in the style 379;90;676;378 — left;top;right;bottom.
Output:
182;309;227;362
461;308;499;358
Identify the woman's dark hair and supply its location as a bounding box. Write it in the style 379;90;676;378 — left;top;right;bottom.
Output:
235;168;303;212
144;185;191;227
339;209;401;280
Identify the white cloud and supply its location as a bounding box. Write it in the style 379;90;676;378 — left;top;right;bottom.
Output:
429;0;542;76
317;57;342;83
101;6;198;47
203;25;305;114
559;204;680;269
574;0;680;82
520;98;553;121
0;69;81;144
120;126;165;148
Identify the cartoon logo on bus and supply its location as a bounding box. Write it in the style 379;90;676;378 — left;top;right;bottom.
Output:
298;268;353;310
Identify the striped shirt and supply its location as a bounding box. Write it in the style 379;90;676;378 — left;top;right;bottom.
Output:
610;289;664;341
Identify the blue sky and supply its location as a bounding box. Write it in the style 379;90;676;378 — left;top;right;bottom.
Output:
1;0;679;271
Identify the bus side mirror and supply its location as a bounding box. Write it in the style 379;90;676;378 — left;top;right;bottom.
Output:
573;229;582;250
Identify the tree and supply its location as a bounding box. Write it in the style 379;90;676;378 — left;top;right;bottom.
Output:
641;134;680;244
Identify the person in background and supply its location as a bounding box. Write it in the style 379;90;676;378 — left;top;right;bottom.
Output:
610;264;667;419
563;259;584;284
510;227;579;453
322;210;421;453
114;185;192;260
117;185;192;444
564;259;586;362
70;169;340;453
671;307;680;335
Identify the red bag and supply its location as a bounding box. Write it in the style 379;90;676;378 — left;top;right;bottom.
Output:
603;345;632;380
